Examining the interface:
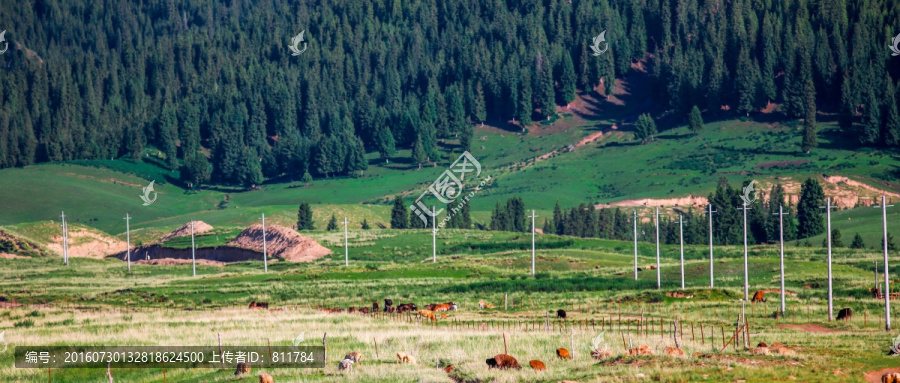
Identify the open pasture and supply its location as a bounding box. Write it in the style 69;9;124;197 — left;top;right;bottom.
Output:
1;230;899;382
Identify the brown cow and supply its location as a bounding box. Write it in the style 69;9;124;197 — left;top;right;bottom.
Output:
344;351;363;363
234;362;251;375
751;291;766;303
556;348;571;359
248;301;257;309
529;359;546;371
372;302;379;311
258;373;274;383
433;302;455;312
486;354;521;370
397;303;417;312
397;352;416;364
258;301;269;309
837;307;852;321
883;372;900;383
419;309;436;321
348;307;356;313
359;307;371;314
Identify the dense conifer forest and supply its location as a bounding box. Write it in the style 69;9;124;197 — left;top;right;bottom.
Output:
0;0;897;187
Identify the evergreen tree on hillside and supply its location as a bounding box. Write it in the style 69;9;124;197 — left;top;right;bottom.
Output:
634;114;657;143
796;178;825;238
361;219;370;230
823;228;843;248
558;53;577;106
180;151;211;188
708;178;741;245
327;214;338;231
885;233;897;251
490;201;509;231
860;89;881;145
409;208;428;228
850;233;865;249
553;201;565;235
296;203;314;231
536;53;556;120
390;196;408;229
517;67;533;127
801;120;818;154
881;81;900;146
412;136;427;170
839;70;856;134
688;106;704;134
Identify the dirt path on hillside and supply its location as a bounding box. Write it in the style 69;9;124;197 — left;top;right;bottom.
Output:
595;196;709;210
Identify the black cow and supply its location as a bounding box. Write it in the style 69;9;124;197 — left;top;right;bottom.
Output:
836;307;852;321
557;309;567;319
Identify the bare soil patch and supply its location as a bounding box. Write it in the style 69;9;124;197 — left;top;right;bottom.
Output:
864;367;900;383
47;229;126;259
160;221;214;242
595;195;709;209
228;224;331;262
776;324;838;333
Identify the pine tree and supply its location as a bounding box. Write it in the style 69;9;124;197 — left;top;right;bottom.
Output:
885;233;897;251
850;233;865;249
882;81;900;147
390;196;408;229
327;214;338;231
412;135;427;169
473;82;487;126
459;125;474;152
735;48;759;116
801;120;818;153
376;124;396;163
797;178;825;238
361;219;370;230
517;67;533;127
838;70;856;134
860;89;881;145
553;201;564;235
537;53;556;120
447;85;467;138
409;208;428;228
297;203;314;231
558;53;577;105
688;106;704;134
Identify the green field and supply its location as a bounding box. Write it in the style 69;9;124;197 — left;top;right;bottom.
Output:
0;230;898;382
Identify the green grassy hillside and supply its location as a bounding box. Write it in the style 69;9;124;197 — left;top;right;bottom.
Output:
1;117;899;241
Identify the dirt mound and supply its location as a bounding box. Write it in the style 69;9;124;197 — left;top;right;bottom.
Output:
47;228;126;259
135;258;226;267
160;221;214;242
228;224;331;262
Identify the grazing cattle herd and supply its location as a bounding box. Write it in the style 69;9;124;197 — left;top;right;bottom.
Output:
233;291;864;380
